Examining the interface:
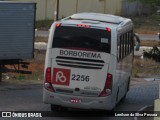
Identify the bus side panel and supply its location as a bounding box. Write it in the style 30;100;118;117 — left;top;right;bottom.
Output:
116;54;133;101
116;30;134;102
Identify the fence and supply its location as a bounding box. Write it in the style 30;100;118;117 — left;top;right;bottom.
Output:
122;1;154;17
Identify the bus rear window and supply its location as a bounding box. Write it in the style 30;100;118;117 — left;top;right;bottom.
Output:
52;26;111;53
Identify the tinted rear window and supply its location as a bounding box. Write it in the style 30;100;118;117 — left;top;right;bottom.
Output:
52;26;111;53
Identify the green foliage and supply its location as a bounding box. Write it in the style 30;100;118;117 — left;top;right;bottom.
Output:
139;0;159;4
17;75;25;81
127;0;160;5
143;46;160;62
36;20;54;30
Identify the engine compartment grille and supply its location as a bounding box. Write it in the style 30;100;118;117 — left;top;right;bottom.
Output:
56;56;104;69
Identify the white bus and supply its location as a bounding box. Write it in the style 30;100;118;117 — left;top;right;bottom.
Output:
43;13;134;111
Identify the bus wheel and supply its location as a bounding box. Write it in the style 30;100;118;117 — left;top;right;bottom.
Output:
120;94;126;103
51;105;68;112
105;107;115;115
51;105;60;111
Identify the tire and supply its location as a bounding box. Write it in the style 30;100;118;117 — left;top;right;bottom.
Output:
120;81;128;103
105;108;115;116
51;104;68;112
120;94;126;103
51;105;60;112
127;77;131;92
120;77;130;103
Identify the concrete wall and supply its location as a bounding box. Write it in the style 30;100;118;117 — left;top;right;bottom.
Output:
5;0;122;20
59;0;122;19
105;0;122;15
59;0;77;19
6;0;56;20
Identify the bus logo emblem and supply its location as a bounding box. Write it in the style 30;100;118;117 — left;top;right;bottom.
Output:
56;71;67;83
52;68;70;86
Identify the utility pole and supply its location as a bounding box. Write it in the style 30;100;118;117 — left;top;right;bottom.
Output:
54;0;59;21
158;24;160;40
45;0;48;20
157;10;160;40
56;0;59;20
76;0;78;13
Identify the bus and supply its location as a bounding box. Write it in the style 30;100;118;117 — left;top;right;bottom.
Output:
43;13;135;111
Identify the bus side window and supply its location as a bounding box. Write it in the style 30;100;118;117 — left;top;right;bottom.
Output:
133;33;140;51
118;34;124;61
119;36;122;60
127;32;130;54
131;31;135;52
124;33;126;56
129;31;133;52
122;34;125;59
118;30;133;61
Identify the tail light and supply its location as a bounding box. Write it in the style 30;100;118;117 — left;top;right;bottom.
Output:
106;28;111;32
77;24;90;28
46;67;51;82
56;23;61;27
99;73;112;97
44;67;55;92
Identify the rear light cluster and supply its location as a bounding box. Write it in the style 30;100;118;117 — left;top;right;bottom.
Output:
56;23;111;32
44;67;55;92
77;24;111;32
106;28;111;32
77;24;90;28
99;73;113;97
56;23;61;27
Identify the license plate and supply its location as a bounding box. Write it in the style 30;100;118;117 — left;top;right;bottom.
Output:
70;98;81;103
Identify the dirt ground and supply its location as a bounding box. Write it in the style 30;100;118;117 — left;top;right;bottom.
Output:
132;56;160;78
1;50;45;84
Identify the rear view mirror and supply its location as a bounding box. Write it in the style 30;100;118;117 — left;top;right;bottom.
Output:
158;32;160;40
135;42;140;51
134;33;140;51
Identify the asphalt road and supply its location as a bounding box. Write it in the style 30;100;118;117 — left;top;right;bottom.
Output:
0;79;159;120
139;34;160;41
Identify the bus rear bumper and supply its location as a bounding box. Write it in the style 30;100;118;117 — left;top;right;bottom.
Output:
43;89;114;110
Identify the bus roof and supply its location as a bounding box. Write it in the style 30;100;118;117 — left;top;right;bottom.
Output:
59;13;132;30
69;13;126;24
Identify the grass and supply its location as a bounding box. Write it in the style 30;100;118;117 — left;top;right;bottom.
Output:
132;57;160;78
35;37;48;43
140;40;160;47
132;13;160;34
36;20;54;30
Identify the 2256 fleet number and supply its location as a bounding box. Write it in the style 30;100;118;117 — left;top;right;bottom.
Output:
71;74;90;82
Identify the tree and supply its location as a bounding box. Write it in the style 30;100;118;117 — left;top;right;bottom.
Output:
128;0;160;5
